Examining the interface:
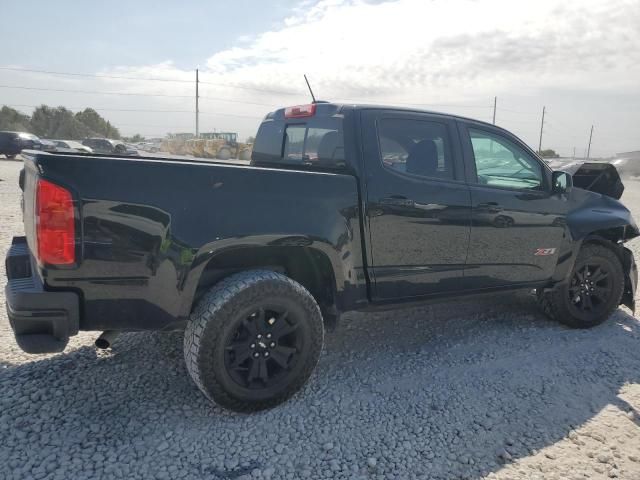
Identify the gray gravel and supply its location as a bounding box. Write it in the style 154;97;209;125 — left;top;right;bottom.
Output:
2;159;640;480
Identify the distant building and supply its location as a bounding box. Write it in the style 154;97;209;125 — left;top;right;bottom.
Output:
616;151;640;160
167;133;195;140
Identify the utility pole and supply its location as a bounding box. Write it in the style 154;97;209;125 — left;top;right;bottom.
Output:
586;125;594;160
492;96;497;125
538;106;545;153
572;147;576;160
195;68;200;138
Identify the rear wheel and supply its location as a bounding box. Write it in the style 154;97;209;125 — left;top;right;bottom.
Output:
184;270;324;411
538;243;624;328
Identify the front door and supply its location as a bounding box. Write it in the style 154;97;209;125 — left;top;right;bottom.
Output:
361;110;472;301
458;121;570;288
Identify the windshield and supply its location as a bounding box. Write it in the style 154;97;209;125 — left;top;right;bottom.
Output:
18;133;38;140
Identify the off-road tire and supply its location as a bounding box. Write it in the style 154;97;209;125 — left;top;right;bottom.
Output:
216;148;231;160
538;243;624;328
184;270;324;412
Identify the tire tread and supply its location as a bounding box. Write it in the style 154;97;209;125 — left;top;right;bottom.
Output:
184;270;323;411
538;243;624;328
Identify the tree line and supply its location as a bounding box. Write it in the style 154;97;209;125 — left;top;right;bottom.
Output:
0;105;121;140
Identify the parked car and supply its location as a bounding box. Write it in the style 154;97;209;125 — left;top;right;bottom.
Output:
82;138;138;155
52;140;93;154
136;142;160;153
0;131;43;158
5;103;638;412
39;139;58;152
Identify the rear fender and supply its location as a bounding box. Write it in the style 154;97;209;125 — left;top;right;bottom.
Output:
179;236;368;319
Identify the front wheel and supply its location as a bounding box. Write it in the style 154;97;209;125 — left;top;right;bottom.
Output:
216;148;231;160
184;270;324;411
538;243;624;328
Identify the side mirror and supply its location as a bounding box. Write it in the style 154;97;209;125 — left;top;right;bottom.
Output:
552;171;572;194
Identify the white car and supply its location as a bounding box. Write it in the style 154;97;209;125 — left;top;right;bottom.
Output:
136;142;160;153
52;140;93;154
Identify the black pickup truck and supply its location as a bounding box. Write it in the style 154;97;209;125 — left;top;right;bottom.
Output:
5;102;638;411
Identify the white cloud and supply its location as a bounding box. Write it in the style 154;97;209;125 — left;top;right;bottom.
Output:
202;0;640;97
4;0;639;155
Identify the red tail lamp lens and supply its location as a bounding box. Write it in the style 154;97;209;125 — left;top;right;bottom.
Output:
36;179;75;265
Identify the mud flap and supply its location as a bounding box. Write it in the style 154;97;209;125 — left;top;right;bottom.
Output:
621;247;637;312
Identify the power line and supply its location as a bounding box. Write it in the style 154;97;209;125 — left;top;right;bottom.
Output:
0;84;272;105
200;95;277;107
5;103;263;119
334;97;493;109
0;66;498;108
2;81;491;110
0;65;305;96
0;83;279;107
0;66;192;83
7;103;193;113
199;79;304;96
0;84;192;98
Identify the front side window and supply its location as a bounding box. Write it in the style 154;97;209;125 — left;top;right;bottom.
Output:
377;118;454;180
469;128;544;190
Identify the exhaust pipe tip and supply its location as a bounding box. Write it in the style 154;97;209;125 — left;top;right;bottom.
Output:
95;330;119;349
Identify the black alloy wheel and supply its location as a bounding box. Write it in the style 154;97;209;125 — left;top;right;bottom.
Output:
567;263;613;315
184;270;324;411
537;243;624;328
224;307;302;389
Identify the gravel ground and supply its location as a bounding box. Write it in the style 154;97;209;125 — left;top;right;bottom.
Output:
1;159;640;480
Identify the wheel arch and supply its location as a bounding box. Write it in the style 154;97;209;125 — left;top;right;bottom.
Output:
550;229;637;311
184;245;341;327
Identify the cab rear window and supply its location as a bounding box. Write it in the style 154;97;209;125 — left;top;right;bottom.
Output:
252;116;345;169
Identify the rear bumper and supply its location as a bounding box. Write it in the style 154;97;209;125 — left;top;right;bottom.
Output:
5;237;79;353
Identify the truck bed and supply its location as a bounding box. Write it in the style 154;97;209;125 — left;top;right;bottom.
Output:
18;151;367;334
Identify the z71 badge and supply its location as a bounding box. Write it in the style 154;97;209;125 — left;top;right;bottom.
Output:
534;248;557;256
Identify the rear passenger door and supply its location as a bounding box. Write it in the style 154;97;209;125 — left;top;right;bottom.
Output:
361;110;472;300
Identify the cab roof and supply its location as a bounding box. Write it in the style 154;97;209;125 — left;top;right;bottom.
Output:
267;101;501;130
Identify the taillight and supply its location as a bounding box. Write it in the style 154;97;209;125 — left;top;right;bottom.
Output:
36;179;75;265
284;104;316;118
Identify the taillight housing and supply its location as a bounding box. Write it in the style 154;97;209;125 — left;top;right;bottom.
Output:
36;179;75;265
284;104;316;118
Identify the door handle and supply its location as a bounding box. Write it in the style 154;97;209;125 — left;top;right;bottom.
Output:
381;196;415;207
477;202;500;208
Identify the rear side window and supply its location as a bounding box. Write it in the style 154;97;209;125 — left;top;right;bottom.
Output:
252;116;345;169
377;118;454;180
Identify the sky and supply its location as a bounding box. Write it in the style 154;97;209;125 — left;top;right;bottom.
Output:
1;0;639;157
